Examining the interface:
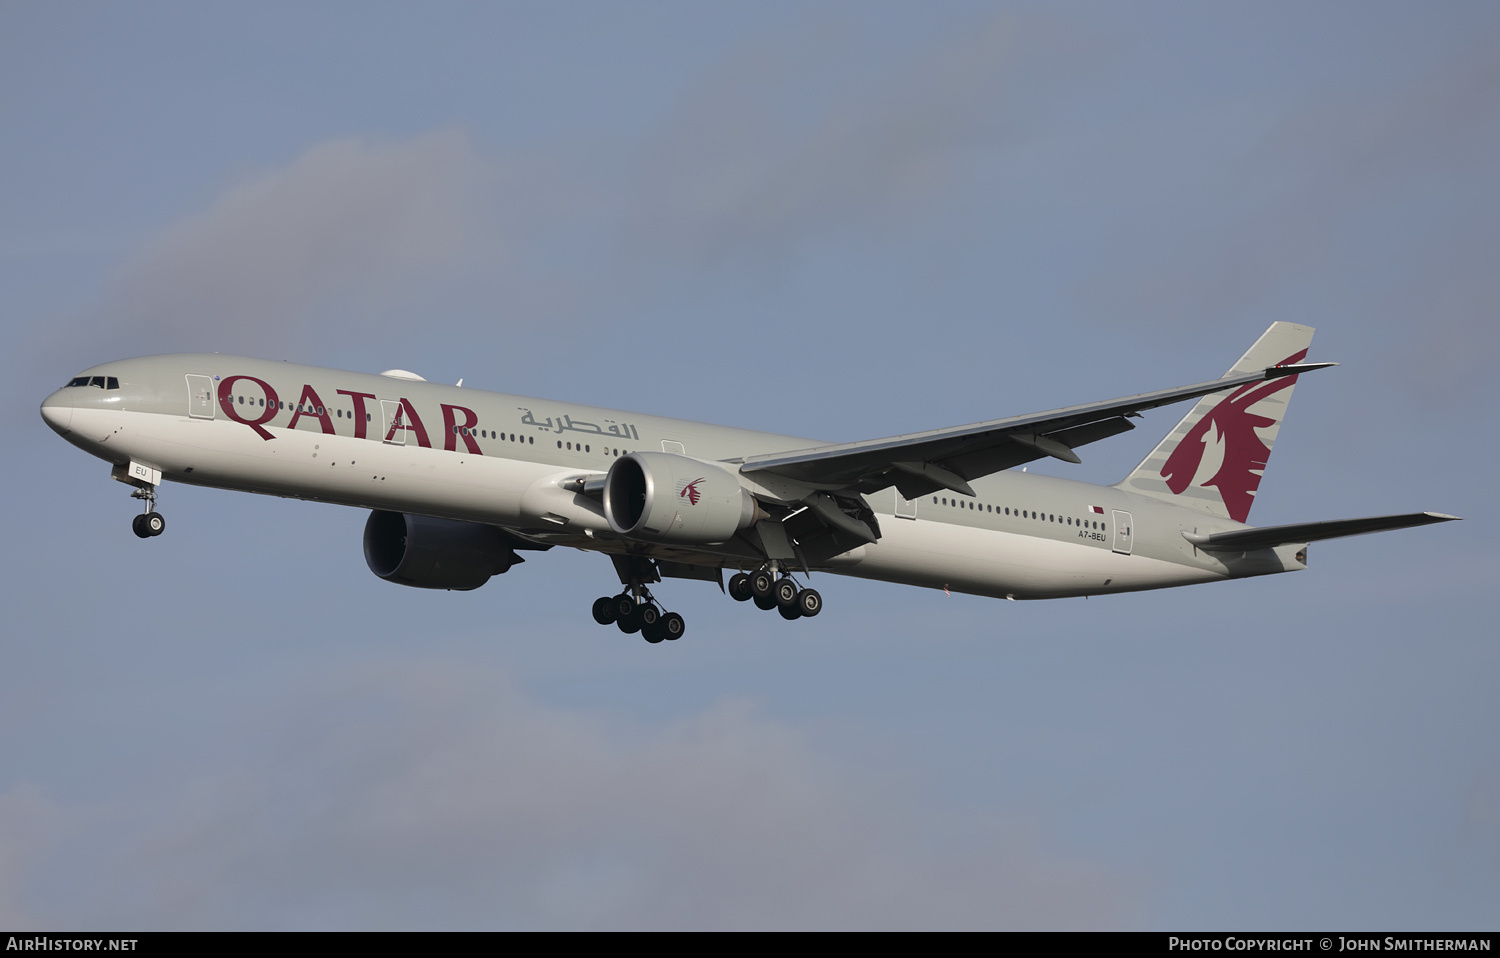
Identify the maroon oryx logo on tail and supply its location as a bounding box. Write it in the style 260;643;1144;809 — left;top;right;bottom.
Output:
1160;349;1306;523
677;477;706;506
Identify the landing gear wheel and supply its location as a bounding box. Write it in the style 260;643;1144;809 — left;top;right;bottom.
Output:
617;608;644;634
728;573;753;602
778;603;803;620
796;588;822;617
638;605;661;630
643;623;666;643
132;515;151;539
749;570;775;600
144;512;165;536
774;578;799;609
661;612;685;640
591;596;618;625
612;593;636;620
753;594;778;611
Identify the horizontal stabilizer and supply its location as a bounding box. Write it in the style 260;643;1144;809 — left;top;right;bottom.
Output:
1267;362;1338;378
1183;512;1460;551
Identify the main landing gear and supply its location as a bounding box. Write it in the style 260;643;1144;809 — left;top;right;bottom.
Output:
588;561;820;641
590;589;686;644
130;484;165;539
728;567;821;621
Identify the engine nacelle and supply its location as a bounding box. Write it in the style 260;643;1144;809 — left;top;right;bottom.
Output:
603;452;760;544
363;510;522;590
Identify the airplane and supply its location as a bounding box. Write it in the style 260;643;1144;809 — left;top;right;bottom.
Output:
39;322;1457;643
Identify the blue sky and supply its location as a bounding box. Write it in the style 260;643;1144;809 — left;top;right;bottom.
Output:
2;2;1495;929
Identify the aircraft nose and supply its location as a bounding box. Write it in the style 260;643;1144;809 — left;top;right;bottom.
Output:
40;389;73;435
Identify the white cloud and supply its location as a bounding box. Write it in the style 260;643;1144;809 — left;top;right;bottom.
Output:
89;131;497;356
47;16;1046;367
13;662;1137;930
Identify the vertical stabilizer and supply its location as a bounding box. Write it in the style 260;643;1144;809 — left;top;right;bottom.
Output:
1115;322;1315;523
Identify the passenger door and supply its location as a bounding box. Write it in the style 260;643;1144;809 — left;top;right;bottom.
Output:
1111;510;1134;555
185;375;215;419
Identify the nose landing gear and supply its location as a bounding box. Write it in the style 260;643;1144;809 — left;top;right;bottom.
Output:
129;485;165;538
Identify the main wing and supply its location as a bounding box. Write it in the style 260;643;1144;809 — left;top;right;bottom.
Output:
738;362;1335;499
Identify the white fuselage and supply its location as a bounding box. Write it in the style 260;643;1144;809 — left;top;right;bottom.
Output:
41;354;1303;601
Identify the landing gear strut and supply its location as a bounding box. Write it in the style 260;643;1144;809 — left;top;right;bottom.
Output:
728;565;821;623
130;484;165;539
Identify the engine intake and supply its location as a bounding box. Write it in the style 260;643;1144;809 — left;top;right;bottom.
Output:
603;452;760;544
363;510;523;590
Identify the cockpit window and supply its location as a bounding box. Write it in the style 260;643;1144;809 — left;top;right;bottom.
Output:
65;375;119;389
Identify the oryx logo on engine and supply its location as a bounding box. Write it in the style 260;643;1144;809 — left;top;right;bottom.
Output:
677;477;706;506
